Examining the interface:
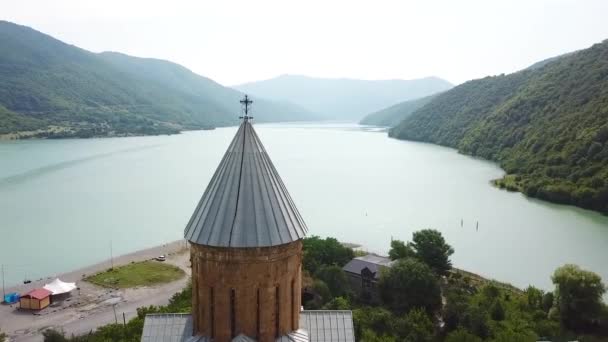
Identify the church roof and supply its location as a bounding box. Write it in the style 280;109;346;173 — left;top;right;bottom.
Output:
184;119;308;247
141;311;354;342
342;254;395;280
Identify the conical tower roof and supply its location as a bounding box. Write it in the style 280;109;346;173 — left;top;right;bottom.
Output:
184;119;308;248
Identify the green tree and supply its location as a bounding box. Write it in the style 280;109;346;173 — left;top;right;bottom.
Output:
388;239;415;260
411;229;454;275
551;264;606;330
42;330;69;342
322;296;350;310
0;329;7;342
361;329;397;342
525;286;544;310
400;308;434;342
353;307;400;340
315;264;349;297
542;291;554;312
305;279;332;309
379;258;441;314
302;236;354;274
443;288;470;331
489;329;537;342
461;305;490;339
490;300;506;321
445;328;483;342
482;283;500;299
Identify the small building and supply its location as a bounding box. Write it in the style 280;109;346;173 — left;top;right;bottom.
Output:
20;288;52;310
342;254;394;303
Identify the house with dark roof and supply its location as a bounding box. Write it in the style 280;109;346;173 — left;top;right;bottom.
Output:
142;96;355;342
342;254;394;303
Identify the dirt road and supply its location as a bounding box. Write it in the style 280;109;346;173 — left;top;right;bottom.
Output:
0;240;191;342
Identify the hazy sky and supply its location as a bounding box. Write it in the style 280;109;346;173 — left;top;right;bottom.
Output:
3;0;608;86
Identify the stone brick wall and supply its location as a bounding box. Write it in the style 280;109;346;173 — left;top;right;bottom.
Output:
191;241;302;342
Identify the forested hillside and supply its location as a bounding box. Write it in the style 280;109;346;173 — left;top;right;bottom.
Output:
360;94;437;126
0;21;314;138
390;40;608;214
97;52;314;124
0;105;45;134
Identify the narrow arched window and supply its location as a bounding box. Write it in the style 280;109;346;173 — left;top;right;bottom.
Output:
291;279;296;330
230;288;236;338
256;288;260;338
275;286;280;337
210;287;215;338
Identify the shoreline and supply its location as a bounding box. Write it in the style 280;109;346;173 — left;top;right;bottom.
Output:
0;240;191;342
387;134;608;217
2;240;189;297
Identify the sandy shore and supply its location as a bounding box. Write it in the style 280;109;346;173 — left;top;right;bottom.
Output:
0;240;191;342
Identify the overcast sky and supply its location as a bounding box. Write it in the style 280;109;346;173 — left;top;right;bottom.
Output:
3;0;608;86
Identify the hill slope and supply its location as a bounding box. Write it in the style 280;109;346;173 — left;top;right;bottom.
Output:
390;40;608;214
233;74;452;120
360;94;437;127
0;21;314;138
97;52;315;124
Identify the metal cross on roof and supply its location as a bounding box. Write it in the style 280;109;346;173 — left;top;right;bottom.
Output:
239;94;253;121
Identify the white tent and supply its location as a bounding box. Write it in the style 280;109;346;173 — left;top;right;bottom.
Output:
43;278;77;295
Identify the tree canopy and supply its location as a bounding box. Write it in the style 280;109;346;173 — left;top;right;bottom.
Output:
552;264;607;331
445;328;483;342
378;258;442;314
302;236;354;274
315;264;349;298
400;308;435;342
389;229;454;275
410;229;454;275
388;239;415;260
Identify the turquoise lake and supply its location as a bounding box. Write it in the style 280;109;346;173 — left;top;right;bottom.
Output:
1;122;607;292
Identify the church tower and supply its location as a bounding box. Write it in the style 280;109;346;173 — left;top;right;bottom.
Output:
184;95;308;342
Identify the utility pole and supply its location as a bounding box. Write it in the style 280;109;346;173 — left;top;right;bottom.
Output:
110;240;114;270
1;264;5;299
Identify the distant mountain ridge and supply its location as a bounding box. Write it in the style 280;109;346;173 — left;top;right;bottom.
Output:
0;21;315;138
390;39;608;214
233;74;452;121
360;94;438;127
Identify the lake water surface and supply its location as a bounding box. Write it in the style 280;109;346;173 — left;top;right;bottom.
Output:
1;122;607;292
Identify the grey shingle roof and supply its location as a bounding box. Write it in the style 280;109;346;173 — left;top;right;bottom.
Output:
300;311;355;342
276;329;309;342
184;120;308;247
142;311;355;342
141;314;201;342
342;254;394;280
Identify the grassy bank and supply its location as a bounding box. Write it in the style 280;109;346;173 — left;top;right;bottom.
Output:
84;260;185;289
